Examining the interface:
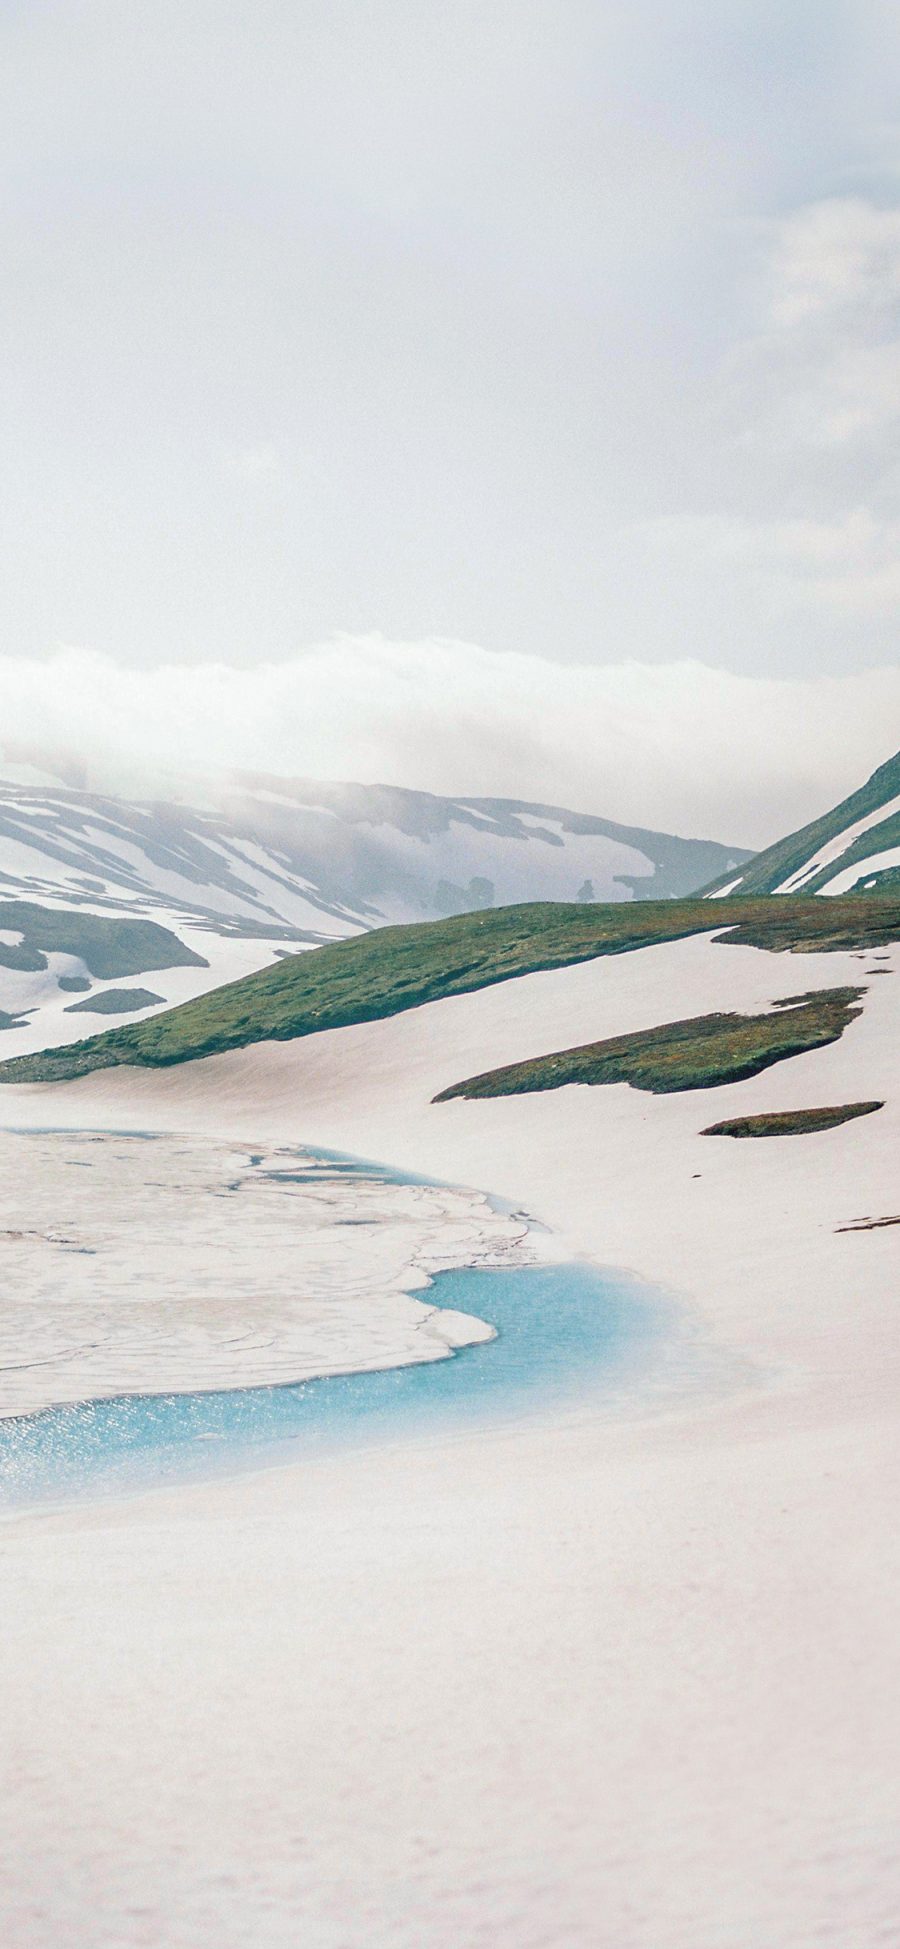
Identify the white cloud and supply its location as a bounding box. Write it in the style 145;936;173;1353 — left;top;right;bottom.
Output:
1;639;897;849
224;443;287;484
1;9;896;678
740;196;900;453
634;196;899;652
766;198;900;329
634;507;900;622
758;338;900;452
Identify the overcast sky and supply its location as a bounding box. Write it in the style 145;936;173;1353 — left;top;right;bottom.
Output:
1;3;898;832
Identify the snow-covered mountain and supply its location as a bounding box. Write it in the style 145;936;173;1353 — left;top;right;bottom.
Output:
0;765;749;1056
704;748;900;900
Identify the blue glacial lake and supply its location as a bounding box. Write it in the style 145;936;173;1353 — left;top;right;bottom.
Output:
0;1257;671;1509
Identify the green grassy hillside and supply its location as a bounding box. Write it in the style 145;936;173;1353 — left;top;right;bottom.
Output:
0;893;897;1085
702;749;900;897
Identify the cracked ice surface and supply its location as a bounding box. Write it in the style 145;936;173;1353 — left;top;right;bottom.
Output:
0;1131;530;1418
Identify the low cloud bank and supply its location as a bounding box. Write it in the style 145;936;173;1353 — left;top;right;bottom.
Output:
2;639;898;847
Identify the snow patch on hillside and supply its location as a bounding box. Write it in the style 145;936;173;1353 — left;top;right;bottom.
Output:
821;844;900;895
773;791;900;894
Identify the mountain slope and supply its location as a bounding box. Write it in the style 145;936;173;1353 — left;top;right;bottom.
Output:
0;769;749;1056
4;892;898;1085
0;773;749;927
703;749;900;899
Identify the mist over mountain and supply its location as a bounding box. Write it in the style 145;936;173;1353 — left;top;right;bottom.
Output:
2;643;898;850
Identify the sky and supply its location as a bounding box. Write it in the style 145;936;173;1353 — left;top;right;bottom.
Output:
1;2;898;838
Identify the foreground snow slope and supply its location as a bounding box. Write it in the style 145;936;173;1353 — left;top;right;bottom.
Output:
14;929;895;1373
3;930;898;1948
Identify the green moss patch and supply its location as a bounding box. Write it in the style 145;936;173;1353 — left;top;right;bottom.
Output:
770;990;829;1007
435;987;865;1102
702;1101;883;1138
836;1212;900;1232
0;901;207;980
63;987;165;1016
0;1009;30;1032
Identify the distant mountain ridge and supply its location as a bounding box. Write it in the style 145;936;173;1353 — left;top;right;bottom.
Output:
703;749;900;900
0;771;750;931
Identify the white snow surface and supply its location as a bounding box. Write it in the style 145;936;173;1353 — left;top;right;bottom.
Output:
0;1132;525;1418
821;842;900;895
2;930;899;1946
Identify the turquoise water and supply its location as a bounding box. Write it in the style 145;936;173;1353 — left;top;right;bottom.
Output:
0;1256;662;1509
